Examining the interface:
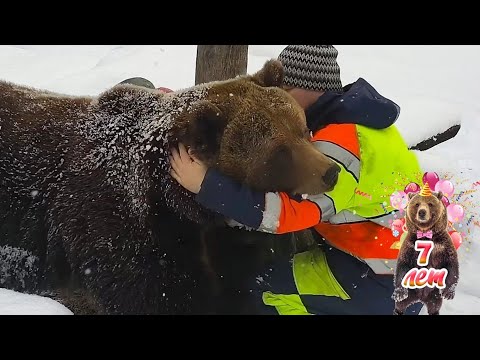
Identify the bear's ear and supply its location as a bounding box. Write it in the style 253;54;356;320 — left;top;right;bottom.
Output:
408;192;416;200
250;59;284;88
176;100;227;162
435;191;444;200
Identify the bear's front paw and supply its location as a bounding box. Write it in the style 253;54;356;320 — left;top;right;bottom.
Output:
442;287;456;300
392;287;408;302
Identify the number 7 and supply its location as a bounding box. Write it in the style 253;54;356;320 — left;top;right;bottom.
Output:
415;240;434;266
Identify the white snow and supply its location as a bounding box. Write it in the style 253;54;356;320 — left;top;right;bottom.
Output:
0;45;479;315
0;288;72;315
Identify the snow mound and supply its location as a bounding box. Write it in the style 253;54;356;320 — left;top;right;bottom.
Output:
0;289;73;315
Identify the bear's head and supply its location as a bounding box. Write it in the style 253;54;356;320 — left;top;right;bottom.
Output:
174;60;340;196
406;189;448;233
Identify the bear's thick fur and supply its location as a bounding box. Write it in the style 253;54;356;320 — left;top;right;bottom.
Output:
393;190;459;315
0;60;337;314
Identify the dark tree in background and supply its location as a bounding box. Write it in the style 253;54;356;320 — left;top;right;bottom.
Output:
195;45;249;85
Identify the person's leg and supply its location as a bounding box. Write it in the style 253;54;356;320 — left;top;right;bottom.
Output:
300;241;423;315
249;255;297;315
250;240;423;315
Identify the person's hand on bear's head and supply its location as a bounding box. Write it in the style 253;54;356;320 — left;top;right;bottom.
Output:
169;143;208;194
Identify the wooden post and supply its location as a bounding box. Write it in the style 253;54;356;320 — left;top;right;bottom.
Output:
195;45;248;85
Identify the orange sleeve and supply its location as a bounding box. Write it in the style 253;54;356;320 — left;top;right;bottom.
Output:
276;192;322;234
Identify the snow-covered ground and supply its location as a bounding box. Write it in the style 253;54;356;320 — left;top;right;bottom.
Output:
0;288;72;315
0;45;479;315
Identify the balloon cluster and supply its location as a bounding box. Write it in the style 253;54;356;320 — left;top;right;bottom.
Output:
389;171;465;250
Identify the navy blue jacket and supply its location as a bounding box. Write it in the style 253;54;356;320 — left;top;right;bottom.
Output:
196;78;400;228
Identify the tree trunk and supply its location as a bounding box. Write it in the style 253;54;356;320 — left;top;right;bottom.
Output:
195;45;248;85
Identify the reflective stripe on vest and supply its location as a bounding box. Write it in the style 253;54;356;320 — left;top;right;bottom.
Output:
313;140;360;182
363;259;398;275
328;210;399;226
367;212;399;227
307;194;336;222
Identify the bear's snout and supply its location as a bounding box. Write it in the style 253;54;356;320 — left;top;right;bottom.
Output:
289;142;340;196
322;163;341;189
416;204;431;223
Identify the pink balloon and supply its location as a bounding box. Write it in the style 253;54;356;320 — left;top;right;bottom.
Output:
392;219;404;228
447;204;465;223
449;231;463;250
390;191;408;210
423;172;440;190
441;196;450;208
435;180;455;198
391;219;405;238
404;182;421;194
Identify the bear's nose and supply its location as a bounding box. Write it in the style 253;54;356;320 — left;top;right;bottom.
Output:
323;163;341;188
418;209;427;218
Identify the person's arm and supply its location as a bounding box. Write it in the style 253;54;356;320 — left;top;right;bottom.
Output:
196;168;329;234
170;145;357;234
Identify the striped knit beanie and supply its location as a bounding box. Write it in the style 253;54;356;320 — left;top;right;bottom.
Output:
277;45;343;92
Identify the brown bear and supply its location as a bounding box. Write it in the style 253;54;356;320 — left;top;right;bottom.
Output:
0;60;339;314
392;184;459;315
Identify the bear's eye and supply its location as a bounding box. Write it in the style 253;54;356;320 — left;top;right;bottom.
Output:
428;203;433;207
415;203;420;208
